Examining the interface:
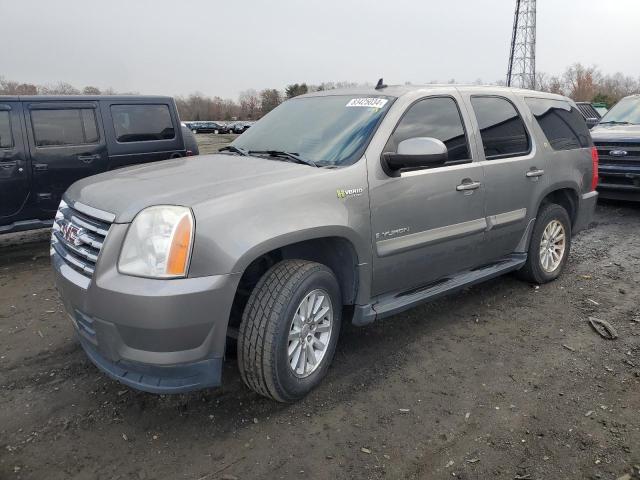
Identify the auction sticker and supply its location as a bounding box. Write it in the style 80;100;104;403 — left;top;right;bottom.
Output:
346;98;388;108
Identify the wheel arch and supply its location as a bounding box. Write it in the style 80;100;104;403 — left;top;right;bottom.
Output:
517;185;580;252
227;231;367;332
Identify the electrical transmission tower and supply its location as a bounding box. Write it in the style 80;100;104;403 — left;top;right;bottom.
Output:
506;0;537;89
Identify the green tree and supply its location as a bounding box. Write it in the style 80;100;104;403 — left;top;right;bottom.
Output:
285;83;308;99
260;88;282;116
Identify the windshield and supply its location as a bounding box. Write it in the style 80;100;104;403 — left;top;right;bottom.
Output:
599;96;640;125
230;95;393;167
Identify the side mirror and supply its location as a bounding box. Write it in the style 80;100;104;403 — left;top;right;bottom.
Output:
381;137;448;176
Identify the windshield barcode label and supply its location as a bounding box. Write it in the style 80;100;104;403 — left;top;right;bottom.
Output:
346;98;388;108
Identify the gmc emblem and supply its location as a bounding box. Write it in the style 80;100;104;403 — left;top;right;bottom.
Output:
609;149;628;157
60;223;83;246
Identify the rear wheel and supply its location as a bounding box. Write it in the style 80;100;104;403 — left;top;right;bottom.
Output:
238;260;341;402
517;203;571;284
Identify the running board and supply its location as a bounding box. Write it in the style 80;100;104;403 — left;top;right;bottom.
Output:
352;253;527;326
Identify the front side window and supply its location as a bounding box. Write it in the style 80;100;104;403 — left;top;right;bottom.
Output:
471;96;530;159
525;98;591;150
0;111;13;149
231;95;393;167
32;108;99;147
384;96;471;163
111;104;175;143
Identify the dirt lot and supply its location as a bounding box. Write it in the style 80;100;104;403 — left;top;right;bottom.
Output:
1;168;639;479
194;133;238;155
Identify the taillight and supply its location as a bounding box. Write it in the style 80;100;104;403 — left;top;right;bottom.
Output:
186;150;194;157
591;146;599;191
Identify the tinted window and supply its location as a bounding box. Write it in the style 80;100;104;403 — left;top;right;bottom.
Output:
32;108;99;147
384;97;470;163
525;98;591;150
471;96;530;159
111;104;175;142
0;111;12;149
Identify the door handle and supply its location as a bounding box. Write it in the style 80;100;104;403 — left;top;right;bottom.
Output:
0;161;17;169
456;180;482;191
526;168;545;178
34;163;48;171
77;154;101;163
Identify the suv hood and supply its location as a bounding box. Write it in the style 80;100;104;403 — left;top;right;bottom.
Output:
591;124;640;142
65;154;330;223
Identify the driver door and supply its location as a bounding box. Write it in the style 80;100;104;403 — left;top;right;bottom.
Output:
368;94;487;296
0;102;29;220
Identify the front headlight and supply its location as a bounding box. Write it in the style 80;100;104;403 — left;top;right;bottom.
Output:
118;206;194;278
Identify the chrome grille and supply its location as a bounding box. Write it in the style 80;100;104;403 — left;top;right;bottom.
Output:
51;200;112;277
594;141;640;165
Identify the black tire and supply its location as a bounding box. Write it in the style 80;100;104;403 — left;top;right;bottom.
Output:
238;260;342;402
517;203;572;284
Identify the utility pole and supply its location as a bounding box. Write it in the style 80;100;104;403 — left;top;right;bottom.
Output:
507;0;537;89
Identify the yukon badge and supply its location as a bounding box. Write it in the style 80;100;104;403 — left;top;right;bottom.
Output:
336;187;364;199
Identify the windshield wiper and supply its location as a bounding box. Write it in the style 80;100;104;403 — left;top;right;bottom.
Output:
218;145;249;156
248;150;319;168
599;121;635;125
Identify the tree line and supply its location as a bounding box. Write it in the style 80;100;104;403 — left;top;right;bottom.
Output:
2;64;638;121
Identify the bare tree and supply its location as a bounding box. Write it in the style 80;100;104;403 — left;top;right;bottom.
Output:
563;63;600;102
39;82;81;95
83;86;101;95
239;89;260;120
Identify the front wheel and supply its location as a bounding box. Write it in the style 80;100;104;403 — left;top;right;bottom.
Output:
238;260;342;402
517;203;572;284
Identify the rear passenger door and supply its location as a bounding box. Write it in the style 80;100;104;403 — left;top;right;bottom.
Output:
101;101;184;169
464;94;548;260
24;102;107;212
0;102;29;220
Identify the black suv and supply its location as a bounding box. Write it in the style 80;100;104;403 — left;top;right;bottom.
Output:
0;95;191;234
591;94;640;201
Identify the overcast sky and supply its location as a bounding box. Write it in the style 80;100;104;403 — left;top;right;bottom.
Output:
1;0;639;99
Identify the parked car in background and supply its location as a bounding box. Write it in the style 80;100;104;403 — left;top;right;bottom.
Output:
191;121;228;134
228;121;253;134
575;102;602;129
0;95;190;234
591;94;640;201
52;85;597;402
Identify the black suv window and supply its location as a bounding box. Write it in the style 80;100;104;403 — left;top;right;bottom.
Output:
385;97;470;163
471;96;530;159
0;111;13;149
31;108;99;147
525;98;591;150
111;104;174;143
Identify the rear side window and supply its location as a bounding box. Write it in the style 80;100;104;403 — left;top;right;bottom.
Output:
111;104;175;143
525;98;591;150
31;108;99;147
471;96;530;159
0;111;13;149
385;96;470;163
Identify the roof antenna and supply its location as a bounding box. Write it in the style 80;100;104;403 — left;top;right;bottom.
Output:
375;78;387;90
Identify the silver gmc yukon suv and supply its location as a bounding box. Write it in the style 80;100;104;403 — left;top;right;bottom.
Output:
52;85;598;402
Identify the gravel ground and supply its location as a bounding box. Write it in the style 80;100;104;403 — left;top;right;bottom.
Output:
0;181;639;478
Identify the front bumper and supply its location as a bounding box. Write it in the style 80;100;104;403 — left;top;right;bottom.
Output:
573;190;598;234
52;224;240;393
597;164;640;201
